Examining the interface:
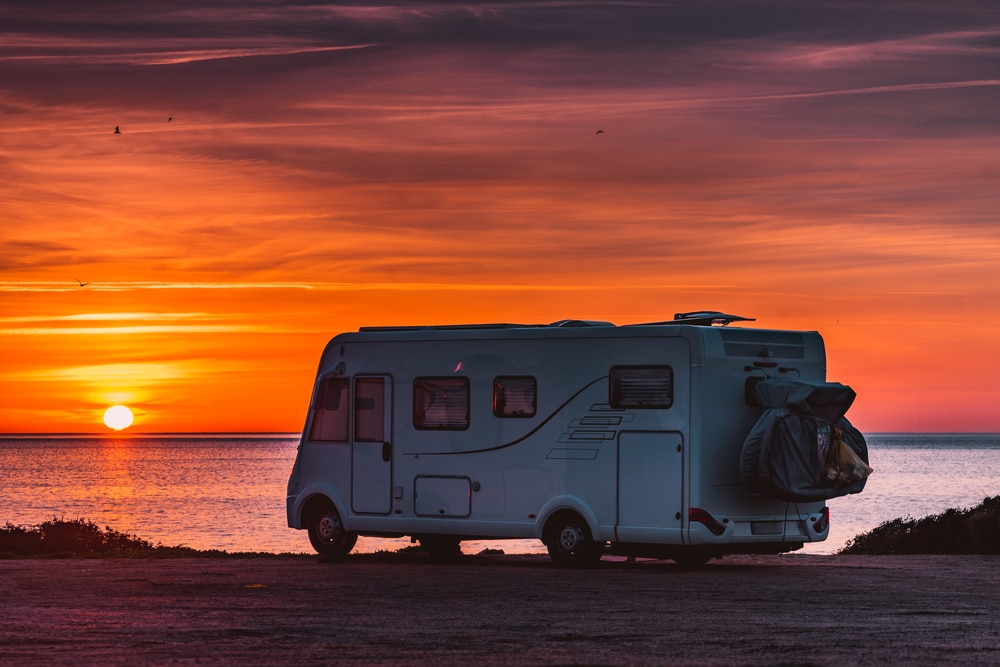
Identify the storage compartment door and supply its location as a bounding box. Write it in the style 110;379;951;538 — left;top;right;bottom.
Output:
414;476;472;517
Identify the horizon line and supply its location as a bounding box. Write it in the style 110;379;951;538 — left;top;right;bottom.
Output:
2;430;998;437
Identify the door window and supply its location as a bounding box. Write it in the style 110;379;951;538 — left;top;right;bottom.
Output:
354;377;385;442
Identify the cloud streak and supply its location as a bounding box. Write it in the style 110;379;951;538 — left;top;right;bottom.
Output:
0;281;654;293
0;39;377;66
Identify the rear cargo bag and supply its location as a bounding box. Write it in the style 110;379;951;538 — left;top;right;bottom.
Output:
740;379;871;502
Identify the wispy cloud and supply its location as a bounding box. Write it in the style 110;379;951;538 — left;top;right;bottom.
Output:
1;324;260;336
45;362;195;382
0;311;213;322
0;282;319;293
0;37;376;66
0;281;667;293
744;27;1000;69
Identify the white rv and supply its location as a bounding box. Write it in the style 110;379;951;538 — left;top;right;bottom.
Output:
286;311;851;567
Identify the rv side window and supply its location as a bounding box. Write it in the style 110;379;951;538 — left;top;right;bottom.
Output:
610;366;673;409
309;377;349;442
414;377;470;430
354;377;385;442
493;376;536;418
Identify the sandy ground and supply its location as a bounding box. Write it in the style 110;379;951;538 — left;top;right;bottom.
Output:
1;552;997;666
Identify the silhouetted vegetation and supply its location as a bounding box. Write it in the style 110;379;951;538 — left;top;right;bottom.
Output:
839;496;1000;555
0;518;271;558
1;518;182;557
6;501;998;559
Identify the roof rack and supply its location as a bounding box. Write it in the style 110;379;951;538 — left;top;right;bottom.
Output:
632;311;755;327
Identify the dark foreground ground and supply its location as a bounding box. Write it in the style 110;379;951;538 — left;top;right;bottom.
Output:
1;553;997;666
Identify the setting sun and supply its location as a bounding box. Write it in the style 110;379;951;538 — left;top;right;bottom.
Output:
103;405;134;431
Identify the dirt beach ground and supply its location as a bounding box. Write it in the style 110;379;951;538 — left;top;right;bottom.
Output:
1;553;997;666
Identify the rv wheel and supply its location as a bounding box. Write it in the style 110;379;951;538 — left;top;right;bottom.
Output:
307;499;358;561
545;512;602;569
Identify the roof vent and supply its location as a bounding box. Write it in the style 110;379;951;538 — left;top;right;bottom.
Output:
671;311;754;326
628;311;755;327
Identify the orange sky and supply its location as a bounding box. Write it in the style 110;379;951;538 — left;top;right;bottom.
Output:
2;2;1000;433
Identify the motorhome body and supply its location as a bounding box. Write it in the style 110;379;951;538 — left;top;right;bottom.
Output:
286;313;835;567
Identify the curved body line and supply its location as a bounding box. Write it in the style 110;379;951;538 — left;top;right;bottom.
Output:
405;375;607;457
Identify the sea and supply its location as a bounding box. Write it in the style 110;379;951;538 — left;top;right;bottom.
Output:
1;433;997;556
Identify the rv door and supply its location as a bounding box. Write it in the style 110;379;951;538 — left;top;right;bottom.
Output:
351;375;393;514
616;431;684;542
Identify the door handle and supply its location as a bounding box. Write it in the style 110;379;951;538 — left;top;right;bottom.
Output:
382;442;392;462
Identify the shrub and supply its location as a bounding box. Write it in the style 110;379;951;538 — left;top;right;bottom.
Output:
0;518;155;556
0;518;289;559
839;496;1000;555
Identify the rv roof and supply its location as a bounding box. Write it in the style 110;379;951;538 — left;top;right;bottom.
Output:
357;312;753;333
358;320;608;333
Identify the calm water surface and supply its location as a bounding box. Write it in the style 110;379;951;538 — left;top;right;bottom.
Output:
1;433;996;556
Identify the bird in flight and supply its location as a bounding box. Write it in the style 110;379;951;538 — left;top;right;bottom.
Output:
114;126;121;134
168;117;172;122
75;278;90;287
595;130;604;135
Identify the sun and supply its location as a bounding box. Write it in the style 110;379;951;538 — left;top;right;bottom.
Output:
103;405;134;431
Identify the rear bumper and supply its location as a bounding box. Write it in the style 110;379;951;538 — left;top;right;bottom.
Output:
688;508;829;545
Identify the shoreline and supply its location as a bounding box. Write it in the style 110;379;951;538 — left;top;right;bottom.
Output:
2;553;997;666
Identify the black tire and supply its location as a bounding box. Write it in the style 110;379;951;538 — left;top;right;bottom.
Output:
306;499;358;560
545;512;603;569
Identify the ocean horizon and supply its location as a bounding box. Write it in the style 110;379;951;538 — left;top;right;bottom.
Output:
2;432;997;557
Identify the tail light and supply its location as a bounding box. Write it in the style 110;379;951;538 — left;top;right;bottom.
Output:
811;507;830;534
689;508;726;536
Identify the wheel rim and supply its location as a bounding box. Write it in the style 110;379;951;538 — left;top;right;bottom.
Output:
317;513;340;543
558;524;584;553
